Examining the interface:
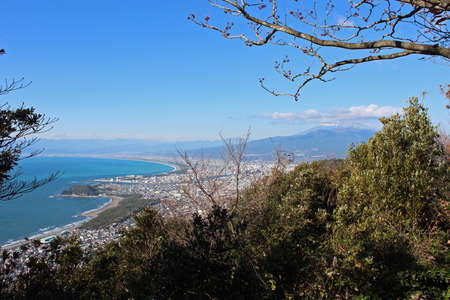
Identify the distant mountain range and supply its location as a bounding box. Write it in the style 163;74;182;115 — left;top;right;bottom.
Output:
187;126;376;161
31;127;376;161
31;139;223;156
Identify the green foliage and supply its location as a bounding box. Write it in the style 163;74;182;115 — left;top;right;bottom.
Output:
61;184;101;196
241;159;344;298
80;194;154;229
0;105;56;200
0;99;448;299
332;97;450;298
116;206;261;299
337;97;447;228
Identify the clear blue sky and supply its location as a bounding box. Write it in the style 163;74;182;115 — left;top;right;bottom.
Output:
0;0;448;141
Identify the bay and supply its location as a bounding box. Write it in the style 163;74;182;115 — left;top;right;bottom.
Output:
0;156;173;245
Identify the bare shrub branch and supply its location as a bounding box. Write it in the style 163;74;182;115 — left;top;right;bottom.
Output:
176;130;256;215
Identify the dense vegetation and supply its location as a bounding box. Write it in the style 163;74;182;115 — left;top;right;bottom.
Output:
0;104;57;200
61;184;101;197
0;98;448;299
80;194;157;229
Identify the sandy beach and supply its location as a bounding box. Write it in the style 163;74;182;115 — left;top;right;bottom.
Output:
81;195;123;217
114;156;185;172
2;194;124;250
1;157;180;250
42;154;185;173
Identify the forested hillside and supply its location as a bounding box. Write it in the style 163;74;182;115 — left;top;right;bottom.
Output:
0;99;448;299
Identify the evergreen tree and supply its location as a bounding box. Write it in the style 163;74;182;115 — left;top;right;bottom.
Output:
332;97;449;298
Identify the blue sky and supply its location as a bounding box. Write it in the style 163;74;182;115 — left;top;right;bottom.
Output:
0;0;448;141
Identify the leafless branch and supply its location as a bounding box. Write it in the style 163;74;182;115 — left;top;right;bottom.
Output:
0;78;31;97
219;128;250;214
176;130;255;216
193;0;450;100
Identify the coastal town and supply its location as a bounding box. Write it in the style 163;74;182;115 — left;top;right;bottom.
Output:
1;158;292;277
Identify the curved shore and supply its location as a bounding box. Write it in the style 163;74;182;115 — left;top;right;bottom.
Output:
106;156;185;173
41;154;186;173
1;156;181;249
81;196;123;218
1;195;127;250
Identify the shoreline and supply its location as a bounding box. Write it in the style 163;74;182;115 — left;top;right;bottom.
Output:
2;220;83;250
41;154;186;173
1;195;123;250
81;195;123;217
1;155;180;250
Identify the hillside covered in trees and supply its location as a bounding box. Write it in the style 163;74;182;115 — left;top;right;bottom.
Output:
0;98;448;299
61;185;101;197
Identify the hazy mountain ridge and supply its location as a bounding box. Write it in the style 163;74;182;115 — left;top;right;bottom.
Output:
32;127;376;161
31;139;224;156
187;126;376;161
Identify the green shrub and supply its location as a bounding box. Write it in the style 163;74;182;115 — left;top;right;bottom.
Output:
2;98;448;300
332;98;449;299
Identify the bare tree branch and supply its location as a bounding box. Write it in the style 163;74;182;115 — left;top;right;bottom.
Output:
177;130;255;215
219;128;250;214
0;79;31;97
193;0;450;100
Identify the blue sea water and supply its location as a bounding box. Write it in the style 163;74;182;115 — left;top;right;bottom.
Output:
0;156;173;245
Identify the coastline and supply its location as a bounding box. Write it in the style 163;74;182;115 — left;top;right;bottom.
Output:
81;195;123;218
1;195;123;250
2;219;83;250
1;156;180;250
107;156;185;173
41;154;186;173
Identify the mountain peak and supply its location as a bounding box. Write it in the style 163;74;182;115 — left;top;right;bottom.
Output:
296;125;375;136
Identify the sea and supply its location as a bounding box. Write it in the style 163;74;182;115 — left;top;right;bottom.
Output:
0;156;173;245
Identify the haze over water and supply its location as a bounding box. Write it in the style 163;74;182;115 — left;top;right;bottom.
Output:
0;156;173;245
